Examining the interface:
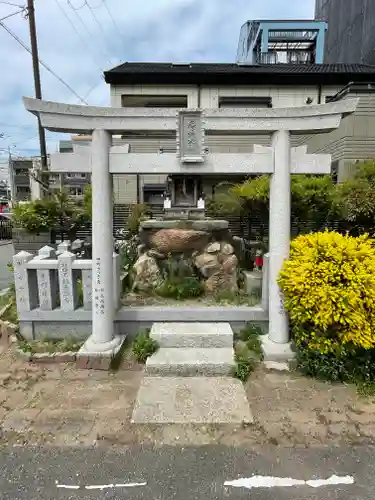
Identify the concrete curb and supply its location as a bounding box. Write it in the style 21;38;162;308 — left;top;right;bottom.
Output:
15;347;77;363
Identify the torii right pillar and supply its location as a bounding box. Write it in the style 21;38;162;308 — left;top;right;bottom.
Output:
262;120;356;362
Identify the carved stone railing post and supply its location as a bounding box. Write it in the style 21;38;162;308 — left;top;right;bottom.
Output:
36;245;58;311
57;240;71;255
58;251;79;312
13;251;38;313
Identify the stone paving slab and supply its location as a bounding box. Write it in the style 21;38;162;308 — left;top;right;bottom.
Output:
131;376;253;424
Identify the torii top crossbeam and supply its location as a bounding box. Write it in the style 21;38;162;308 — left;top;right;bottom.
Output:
23;96;358;134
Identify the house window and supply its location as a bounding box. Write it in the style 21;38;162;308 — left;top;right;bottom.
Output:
48;174;60;183
219;96;272;108
16;186;30;194
121;95;188;108
143;184;165;205
331;160;339;184
68;187;83;196
66;172;87;179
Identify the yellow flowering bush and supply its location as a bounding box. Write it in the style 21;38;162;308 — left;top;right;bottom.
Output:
278;231;375;354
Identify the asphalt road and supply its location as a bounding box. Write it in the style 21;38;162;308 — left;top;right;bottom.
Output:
0;242;13;291
0;445;373;499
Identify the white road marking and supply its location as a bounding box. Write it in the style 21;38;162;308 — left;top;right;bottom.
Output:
55;481;146;490
85;482;147;490
224;474;355;489
55;483;80;490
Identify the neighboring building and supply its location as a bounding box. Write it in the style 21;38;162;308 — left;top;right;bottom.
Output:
302;82;375;182
103;62;375;197
315;0;375;65
236;20;327;64
0;179;9;201
9;158;32;202
48;136;91;199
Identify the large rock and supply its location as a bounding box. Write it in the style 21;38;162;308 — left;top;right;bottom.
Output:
149;229;209;254
132;254;162;292
194;253;219;278
204;255;239;294
195;243;238;293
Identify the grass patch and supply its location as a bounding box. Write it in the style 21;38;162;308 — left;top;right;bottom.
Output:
131;329;159;363
357;381;375;398
17;336;84;354
0;285;18;325
232;323;263;382
155;276;204;301
213;289;260;306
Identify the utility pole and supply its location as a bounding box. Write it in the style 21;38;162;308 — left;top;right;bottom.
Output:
26;0;48;171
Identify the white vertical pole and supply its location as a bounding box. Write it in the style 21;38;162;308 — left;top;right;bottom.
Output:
268;130;291;344
90;129;114;346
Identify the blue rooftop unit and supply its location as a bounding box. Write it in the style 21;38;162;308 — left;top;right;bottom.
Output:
236;20;327;64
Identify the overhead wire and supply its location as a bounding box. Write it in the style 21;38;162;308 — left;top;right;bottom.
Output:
0;8;26;21
53;0;105;73
83;0;118;63
66;0;116;66
102;0;125;55
0;20;89;104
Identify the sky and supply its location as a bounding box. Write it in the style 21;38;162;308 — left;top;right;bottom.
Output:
0;0;315;169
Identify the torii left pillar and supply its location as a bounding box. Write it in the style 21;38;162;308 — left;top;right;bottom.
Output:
79;129;124;357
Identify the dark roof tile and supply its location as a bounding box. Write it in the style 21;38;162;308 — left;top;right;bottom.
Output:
104;62;375;86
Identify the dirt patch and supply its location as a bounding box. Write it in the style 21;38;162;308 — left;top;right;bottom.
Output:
2;346;375;448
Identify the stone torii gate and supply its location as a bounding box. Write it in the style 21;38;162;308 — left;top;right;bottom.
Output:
23;97;358;360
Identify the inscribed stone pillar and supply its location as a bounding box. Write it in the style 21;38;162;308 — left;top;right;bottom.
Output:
37;246;58;311
58;251;79;312
13;251;38;313
90;129;115;346
269;130;291;344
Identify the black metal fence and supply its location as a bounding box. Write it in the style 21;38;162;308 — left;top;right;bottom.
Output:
0;217;12;240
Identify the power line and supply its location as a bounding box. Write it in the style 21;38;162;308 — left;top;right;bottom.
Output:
53;0;104;72
0;8;26;21
0;20;89;104
66;0;114;66
81;76;104;101
102;0;125;53
83;0;117;64
0;1;24;6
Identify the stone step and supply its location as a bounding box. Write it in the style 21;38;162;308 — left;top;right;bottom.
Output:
150;322;233;348
145;347;235;376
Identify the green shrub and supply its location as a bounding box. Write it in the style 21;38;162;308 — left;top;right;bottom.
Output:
156;276;204;300
294;343;375;385
126;204;150;235
131;330;158;363
278;231;375;354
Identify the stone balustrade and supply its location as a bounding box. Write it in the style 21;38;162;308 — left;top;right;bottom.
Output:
13;242;121;315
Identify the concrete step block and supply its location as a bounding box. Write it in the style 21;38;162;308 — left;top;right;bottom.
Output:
145;347;235;376
150;322;233;348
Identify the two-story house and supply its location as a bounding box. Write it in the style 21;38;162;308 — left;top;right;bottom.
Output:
102;62;375;203
49;62;375;233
